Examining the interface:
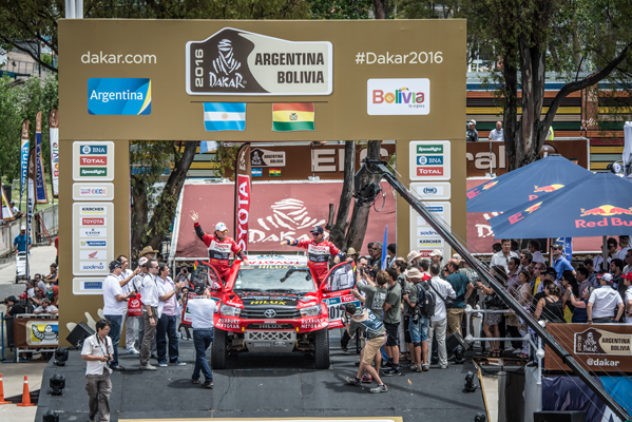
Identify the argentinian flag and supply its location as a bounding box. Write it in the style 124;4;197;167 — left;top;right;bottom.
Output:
203;103;246;131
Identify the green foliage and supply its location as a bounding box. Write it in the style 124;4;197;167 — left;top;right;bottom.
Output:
0;75;58;184
308;0;373;19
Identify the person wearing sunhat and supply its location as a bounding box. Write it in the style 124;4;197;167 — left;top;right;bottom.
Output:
190;210;248;282
282;225;343;286
407;250;422;268
139;245;159;260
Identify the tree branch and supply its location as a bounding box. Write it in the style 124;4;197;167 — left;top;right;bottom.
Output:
0;35;58;72
542;41;632;138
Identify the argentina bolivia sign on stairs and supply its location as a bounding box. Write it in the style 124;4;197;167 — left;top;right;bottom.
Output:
186;27;332;96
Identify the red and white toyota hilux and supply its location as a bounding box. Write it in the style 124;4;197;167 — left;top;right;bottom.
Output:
199;255;359;369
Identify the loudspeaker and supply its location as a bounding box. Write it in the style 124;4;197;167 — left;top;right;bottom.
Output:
533;411;586;422
66;322;95;348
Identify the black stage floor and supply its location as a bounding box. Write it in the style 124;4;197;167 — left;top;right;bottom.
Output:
36;334;486;421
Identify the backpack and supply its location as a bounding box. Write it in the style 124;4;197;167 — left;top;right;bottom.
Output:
417;283;437;318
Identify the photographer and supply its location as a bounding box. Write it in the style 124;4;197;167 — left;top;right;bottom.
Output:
342;303;388;393
81;319;114;422
174;265;192;287
2;296;21;348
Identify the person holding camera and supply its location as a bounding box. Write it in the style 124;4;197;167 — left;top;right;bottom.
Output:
103;260;136;371
343;303;388;393
187;284;217;388
81;319;114;422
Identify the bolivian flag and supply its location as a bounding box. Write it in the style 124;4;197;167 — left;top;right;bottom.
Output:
272;103;314;132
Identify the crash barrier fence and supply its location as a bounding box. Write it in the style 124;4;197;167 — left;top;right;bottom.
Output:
0;204;58;257
1;312;59;363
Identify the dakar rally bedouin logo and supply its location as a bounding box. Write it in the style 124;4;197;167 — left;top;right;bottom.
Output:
209;39;246;89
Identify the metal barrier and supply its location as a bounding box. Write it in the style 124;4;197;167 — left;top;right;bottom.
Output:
0;204;58;256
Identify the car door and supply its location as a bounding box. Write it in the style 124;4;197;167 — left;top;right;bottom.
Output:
321;261;362;329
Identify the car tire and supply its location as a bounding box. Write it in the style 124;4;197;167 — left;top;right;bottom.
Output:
211;328;227;369
313;329;330;369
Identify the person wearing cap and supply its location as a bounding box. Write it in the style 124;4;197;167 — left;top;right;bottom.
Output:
190;210;247;282
139;245;159;260
186;284;217;389
552;243;575;281
587;273;624;323
102;260;134;370
13;225;31;254
282;226;343;286
342;303;388;393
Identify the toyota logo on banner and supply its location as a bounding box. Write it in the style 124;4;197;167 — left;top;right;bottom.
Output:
264;309;277;319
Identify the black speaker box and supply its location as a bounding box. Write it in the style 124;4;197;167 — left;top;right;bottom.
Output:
447;332;465;353
66;322;95;348
534;410;586;422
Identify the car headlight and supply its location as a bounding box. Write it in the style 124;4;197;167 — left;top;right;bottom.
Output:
220;304;241;317
300;305;321;317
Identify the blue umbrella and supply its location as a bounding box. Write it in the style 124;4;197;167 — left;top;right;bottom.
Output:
467;155;592;212
489;173;632;238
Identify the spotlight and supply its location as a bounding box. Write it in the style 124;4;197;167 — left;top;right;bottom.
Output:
474;412;486;422
43;411;59;422
464;370;478;393
49;374;65;396
54;347;69;366
453;345;465;364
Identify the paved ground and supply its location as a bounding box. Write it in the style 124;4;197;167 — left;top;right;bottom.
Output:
0;246;57;422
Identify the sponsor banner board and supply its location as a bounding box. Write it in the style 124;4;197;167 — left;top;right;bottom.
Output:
367;78;430;116
545;323;632;373
73;183;115;201
409;201;451;259
410;182;451;200
72;277;105;295
73;202;114;275
73;141;114;181
186;28;332;96
250;148;286;167
409;141;450;181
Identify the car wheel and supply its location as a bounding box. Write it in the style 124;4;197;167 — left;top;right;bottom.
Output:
211;328;227;369
313;329;330;369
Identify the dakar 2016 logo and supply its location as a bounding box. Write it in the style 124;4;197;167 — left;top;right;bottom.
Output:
209;39;245;89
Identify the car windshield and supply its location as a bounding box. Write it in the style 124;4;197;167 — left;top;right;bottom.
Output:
234;266;315;293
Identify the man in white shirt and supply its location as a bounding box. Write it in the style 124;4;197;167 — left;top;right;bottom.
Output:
623;274;632;323
102;260;133;370
615;235;630;261
488;121;504;142
139;259;160;370
81;319;114;422
490;239;519;273
156;264;186;367
187;285;217;388
528;240;545;265
33;298;58;315
587;273;624;323
425;263;456;369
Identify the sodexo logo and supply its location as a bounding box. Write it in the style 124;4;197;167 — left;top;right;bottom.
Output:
87;78;151;115
367;78;430;116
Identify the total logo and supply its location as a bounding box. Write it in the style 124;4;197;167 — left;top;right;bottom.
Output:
575;204;632;228
367;78;430;116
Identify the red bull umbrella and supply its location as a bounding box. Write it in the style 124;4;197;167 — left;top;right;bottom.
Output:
467;155;591;212
489;173;632;238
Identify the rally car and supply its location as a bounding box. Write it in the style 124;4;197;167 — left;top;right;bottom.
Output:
194;255;358;369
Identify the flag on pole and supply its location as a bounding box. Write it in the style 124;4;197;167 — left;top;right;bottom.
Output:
272;103;315;132
199;141;219;154
234;143;251;253
34;111;49;204
203;103;246;131
19;120;30;209
49;109;59;197
381;226;388;270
